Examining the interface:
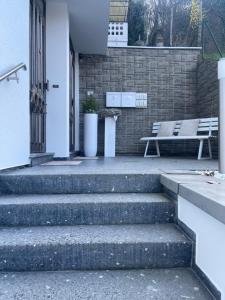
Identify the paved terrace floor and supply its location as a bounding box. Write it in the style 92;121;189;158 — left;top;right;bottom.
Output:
2;156;218;175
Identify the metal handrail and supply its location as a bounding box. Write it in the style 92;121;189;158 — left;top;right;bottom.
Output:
0;63;27;82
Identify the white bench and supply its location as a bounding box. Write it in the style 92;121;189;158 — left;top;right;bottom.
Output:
140;117;218;160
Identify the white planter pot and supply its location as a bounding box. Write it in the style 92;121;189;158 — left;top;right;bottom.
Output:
84;113;98;157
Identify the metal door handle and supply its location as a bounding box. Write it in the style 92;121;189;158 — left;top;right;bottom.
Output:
44;80;50;91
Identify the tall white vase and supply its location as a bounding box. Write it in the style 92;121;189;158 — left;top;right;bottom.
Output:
84;113;98;157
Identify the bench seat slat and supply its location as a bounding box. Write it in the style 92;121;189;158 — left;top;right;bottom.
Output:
141;135;216;141
152;118;218;135
142;117;218;159
152;129;218;134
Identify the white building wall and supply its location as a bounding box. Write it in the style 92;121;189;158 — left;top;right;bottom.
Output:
46;1;70;158
178;197;225;300
0;0;30;170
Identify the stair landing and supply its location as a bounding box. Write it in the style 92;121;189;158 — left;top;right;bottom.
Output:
0;156;218;175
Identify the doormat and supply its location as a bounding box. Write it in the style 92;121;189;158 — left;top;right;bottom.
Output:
42;161;82;166
74;157;99;160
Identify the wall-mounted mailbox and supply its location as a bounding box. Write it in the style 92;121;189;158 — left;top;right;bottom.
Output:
106;92;148;108
106;92;121;107
121;93;136;107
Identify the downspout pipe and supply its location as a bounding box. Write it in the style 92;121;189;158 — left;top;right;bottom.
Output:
218;58;225;174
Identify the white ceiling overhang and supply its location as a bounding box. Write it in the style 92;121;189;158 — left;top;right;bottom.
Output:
64;0;110;54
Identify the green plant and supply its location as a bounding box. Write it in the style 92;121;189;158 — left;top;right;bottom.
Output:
82;96;98;113
190;0;202;29
203;52;225;61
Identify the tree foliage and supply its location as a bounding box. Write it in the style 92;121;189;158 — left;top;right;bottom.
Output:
128;0;146;45
202;0;225;56
190;0;202;28
127;0;225;52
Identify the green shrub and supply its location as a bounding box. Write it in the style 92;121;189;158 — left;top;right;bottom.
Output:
82;96;98;113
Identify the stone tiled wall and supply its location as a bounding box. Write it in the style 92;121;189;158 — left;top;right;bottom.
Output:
79;47;201;156
197;60;219;157
197;60;219;118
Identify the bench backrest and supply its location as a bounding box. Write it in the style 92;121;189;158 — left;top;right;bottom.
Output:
152;117;218;136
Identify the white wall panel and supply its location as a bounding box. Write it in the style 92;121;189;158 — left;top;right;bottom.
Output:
179;196;225;299
0;0;30;170
46;1;70;158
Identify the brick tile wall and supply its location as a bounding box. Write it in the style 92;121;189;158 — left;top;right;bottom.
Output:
79;47;201;156
197;59;219;157
197;60;219;117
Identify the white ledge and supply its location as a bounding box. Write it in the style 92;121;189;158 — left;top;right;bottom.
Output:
108;46;202;50
161;173;225;225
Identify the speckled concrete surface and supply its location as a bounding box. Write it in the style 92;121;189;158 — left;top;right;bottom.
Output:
0;193;168;204
0;224;192;272
0;173;161;194
0;268;214;300
0;157;218;297
1;156;218;175
0;193;175;226
0;157;217;194
0;224;188;246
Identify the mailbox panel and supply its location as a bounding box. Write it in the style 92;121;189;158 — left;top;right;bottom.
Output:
106;92;121;107
121;93;136;107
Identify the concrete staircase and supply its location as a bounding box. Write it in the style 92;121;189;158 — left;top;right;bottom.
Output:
0;171;215;299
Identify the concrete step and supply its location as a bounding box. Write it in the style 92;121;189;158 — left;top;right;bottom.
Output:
29;153;54;167
0;193;174;226
0;173;161;194
0;224;192;272
0;268;214;300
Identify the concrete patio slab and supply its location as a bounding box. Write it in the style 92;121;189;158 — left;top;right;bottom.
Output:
1;157;218;175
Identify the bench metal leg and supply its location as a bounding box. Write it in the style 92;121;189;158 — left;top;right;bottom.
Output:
144;141;149;157
144;140;161;158
198;140;204;160
208;139;212;159
156;140;160;157
198;139;213;160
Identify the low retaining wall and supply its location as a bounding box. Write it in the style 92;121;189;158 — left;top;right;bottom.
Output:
179;196;224;300
161;173;224;299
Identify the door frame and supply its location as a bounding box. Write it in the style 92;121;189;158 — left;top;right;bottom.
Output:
30;0;47;153
69;39;75;153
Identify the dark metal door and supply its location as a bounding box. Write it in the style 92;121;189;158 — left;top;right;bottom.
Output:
69;41;75;152
30;0;46;153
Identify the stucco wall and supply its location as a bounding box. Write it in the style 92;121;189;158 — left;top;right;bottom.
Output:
46;1;70;158
80;47;201;156
0;0;30;170
179;197;225;300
